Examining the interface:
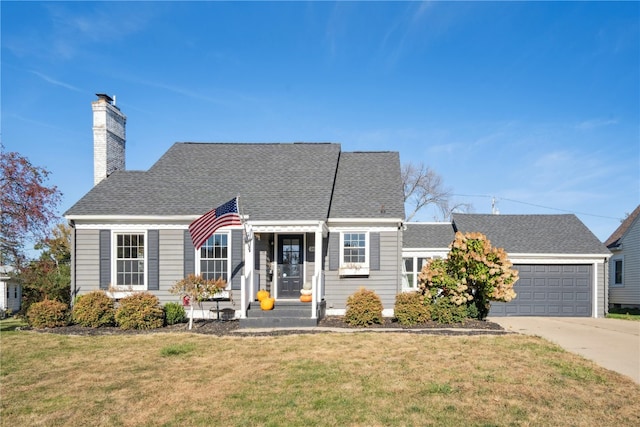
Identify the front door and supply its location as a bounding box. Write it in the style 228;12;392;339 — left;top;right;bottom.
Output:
277;234;303;298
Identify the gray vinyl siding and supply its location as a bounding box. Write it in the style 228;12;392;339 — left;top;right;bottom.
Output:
71;227;239;312
153;229;187;305
75;229;101;295
609;218;640;307
323;229;402;311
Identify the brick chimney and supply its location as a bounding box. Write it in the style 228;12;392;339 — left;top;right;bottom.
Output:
92;93;126;186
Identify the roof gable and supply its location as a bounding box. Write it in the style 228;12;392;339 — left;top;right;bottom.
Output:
328;151;405;219
65;143;405;222
604;205;640;248
451;213;610;255
65;143;342;220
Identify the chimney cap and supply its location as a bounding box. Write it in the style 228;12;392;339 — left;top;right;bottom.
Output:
96;93;114;103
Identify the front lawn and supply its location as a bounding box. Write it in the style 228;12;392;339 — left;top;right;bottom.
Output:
1;331;638;426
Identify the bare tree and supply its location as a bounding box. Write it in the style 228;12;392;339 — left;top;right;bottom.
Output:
402;162;471;221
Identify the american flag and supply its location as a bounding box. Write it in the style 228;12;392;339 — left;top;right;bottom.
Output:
189;197;242;250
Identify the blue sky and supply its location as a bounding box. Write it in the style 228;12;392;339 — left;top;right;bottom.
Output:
2;1;638;241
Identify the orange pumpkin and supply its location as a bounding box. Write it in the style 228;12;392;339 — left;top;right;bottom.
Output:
260;297;275;310
299;294;312;303
256;289;270;302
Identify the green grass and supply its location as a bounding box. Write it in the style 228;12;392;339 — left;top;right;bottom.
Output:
1;331;639;426
0;316;27;332
607;307;640;321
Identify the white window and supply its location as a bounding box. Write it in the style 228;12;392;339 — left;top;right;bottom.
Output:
114;232;146;289
612;257;623;287
402;256;430;289
197;233;231;288
340;232;369;276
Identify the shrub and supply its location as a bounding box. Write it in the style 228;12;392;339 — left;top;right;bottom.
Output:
394;292;431;326
164;302;186;325
26;299;69;329
345;287;383;326
430;297;468;324
72;291;115;327
115;292;164;330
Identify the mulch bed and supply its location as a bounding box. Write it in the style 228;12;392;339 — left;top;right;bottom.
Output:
26;316;508;337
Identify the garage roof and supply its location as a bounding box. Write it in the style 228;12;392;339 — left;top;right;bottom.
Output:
451;213;610;255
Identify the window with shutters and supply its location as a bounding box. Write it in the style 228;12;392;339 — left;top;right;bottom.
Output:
196;233;231;288
113;232;146;290
339;232;369;276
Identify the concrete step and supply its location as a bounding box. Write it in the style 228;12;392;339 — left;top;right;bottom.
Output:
239;316;318;328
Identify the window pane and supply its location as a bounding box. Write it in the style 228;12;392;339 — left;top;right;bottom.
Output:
116;233;145;287
614;260;623;284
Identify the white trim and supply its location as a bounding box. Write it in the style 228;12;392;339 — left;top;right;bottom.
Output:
339;231;369;275
252;223;323;233
330;225;398;232
75;223;189;230
610;255;624;287
593;261;598;318
328;218;403;224
67;215;198;222
195;231;233;290
111;230;148;291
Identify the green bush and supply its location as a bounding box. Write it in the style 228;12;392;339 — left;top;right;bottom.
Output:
26;299;69;329
430;297;468;324
164;302;186;325
115;292;164;330
345;287;384;327
72;291;115;327
394;292;431;326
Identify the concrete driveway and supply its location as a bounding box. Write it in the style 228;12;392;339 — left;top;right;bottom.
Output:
488;317;640;384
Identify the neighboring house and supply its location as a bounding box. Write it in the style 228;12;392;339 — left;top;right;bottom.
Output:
64;95;406;325
0;266;21;315
605;205;640;309
402;214;611;318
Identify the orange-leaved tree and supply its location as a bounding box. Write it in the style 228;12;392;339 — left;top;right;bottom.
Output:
419;232;518;320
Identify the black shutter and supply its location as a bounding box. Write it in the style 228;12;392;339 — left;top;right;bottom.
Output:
99;230;111;290
147;230;159;290
230;229;243;290
328;232;339;271
370;232;380;271
183;230;195;277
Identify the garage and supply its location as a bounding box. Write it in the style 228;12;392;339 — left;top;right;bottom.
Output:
489;264;592;317
404;214;610;318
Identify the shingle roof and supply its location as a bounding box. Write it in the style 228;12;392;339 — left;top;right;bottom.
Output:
451;213;610;255
65;143;404;221
328;151;405;219
604;205;640;248
403;223;455;248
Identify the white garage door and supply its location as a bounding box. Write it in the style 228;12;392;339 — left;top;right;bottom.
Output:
489;264;592;317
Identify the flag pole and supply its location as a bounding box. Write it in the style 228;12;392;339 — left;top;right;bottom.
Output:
237;195;251;244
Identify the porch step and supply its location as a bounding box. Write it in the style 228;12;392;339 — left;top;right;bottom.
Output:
239;316;318;328
239;300;321;329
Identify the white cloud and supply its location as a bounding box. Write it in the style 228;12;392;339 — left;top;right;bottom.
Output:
29;70;83;93
575;118;619;130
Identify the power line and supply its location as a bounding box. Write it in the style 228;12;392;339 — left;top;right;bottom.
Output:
451;194;624;221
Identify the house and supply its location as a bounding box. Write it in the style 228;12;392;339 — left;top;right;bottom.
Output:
64;95;405;326
403;214;611;317
0;266;21;316
605;205;640;309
